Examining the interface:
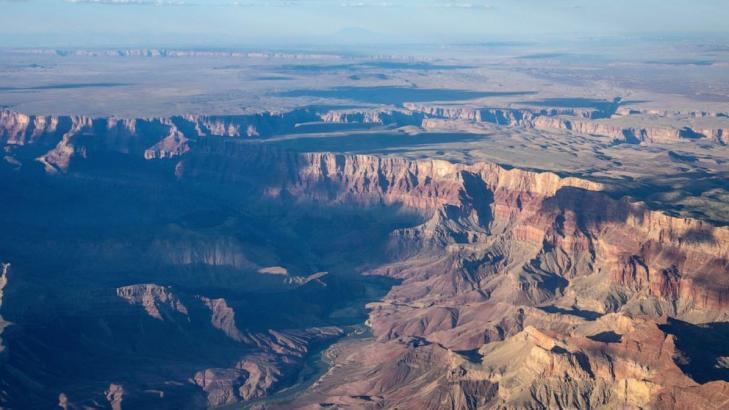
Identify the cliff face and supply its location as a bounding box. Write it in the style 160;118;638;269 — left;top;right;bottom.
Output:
178;139;600;207
319;109;423;126
406;103;600;122
116;284;189;321
407;103;729;145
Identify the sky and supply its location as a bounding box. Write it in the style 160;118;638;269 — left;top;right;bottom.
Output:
1;0;728;48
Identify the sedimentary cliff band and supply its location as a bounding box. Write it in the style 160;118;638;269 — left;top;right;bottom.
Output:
2;105;727;175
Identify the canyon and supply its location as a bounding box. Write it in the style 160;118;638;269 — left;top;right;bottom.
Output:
2;113;729;407
1;44;729;409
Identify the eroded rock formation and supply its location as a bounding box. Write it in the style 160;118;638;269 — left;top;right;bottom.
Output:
116;284;189;321
299;314;729;409
174;142;729;408
2;108;729;408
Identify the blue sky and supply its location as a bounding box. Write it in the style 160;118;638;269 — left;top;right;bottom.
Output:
1;0;728;48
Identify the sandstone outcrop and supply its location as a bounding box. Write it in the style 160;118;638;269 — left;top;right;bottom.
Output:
199;296;247;343
116;284;189;321
105;383;124;410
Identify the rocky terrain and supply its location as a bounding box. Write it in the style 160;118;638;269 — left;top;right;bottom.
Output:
1;45;729;409
3;119;729;407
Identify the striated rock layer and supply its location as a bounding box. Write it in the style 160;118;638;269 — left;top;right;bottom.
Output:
3;104;727;176
407;103;729;145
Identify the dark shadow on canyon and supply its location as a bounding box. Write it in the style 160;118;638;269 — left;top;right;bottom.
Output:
0;160;413;408
660;318;729;383
538;305;602;321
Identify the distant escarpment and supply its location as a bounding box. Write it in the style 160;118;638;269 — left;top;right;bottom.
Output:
3;104;726;175
18;48;345;60
0;109;326;172
407;103;729;145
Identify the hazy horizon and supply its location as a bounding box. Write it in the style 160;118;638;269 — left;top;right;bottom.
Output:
2;0;729;48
